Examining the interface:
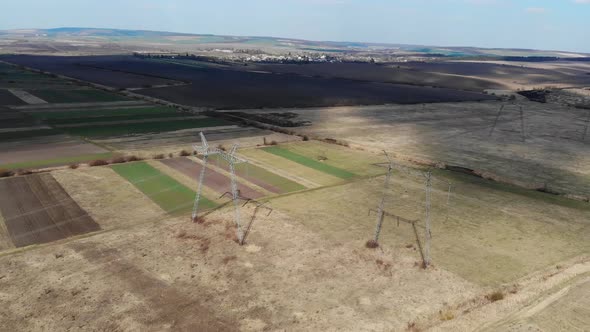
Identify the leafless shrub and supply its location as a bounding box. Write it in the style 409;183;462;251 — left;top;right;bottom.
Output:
439;309;455;321
217;144;226;151
406;321;420;332
222;255;237;264
487;290;504;302
193;216;206;224
109;156;127;164
16;169;33;176
168;153;174;158
125;155;141;162
179;150;191;157
68;163;79;169
88;159;108;167
302;135;310;141
153;154;165;160
365;240;379;248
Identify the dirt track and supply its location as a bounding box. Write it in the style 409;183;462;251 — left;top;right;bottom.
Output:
160;157;263;199
0;173;100;247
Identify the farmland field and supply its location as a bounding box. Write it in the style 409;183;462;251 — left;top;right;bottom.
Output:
160;157;264;199
0;55;497;109
0;134;111;169
62;117;231;137
0;173;99;248
240;148;344;187
111;161;216;215
0;45;588;332
27;89;129;103
271;140;387;177
262;146;357;179
207;154;306;194
30;106;181;121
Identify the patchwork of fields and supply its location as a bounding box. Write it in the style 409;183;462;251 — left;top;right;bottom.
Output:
0;55;588;331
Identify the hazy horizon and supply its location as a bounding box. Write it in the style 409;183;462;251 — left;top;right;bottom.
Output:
1;0;590;53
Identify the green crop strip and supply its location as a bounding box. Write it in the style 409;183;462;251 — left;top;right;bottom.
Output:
112;162;216;215
261;146;356;179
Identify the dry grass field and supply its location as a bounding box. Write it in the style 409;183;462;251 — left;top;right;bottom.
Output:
240;100;590;199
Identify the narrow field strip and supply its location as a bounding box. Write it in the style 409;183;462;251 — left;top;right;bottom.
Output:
206;154;306;194
0;129;61;141
0;152;114;170
160;157;264;199
54;116;206;128
262;146;357;179
62;117;232;138
33;106;181;121
26;89;129;104
111;162;216;215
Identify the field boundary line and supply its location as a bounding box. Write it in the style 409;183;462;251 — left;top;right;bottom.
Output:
236;152;322;188
188;156;274;197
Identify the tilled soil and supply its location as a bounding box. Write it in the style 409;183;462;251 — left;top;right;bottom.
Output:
160;157;264;199
0;173;100;247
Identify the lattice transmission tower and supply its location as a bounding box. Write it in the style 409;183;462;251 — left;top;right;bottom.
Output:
193;132;248;244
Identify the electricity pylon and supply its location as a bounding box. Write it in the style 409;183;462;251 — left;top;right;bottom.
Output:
371;151;394;246
193;132;248;244
423;171;433;268
192;132;220;221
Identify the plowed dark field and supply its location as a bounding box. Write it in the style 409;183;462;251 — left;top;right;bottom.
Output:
0;55;497;109
160;157;263;199
0;173;100;247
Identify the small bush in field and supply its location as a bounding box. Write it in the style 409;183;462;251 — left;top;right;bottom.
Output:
270;140;278;145
69;164;79;169
16;169;33;176
487;291;504;302
0;169;14;177
153;154;165;160
88;159;108;167
179;150;191;156
168;153;174;158
302;135;309;141
125;155;141;162
110;156;127;164
365;240;379;248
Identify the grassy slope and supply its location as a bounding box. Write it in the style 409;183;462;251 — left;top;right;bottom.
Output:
111;162;216;215
262;146;356;179
63;118;231;137
270;172;590;287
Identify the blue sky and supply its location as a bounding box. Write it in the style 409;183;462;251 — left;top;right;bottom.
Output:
2;0;589;52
